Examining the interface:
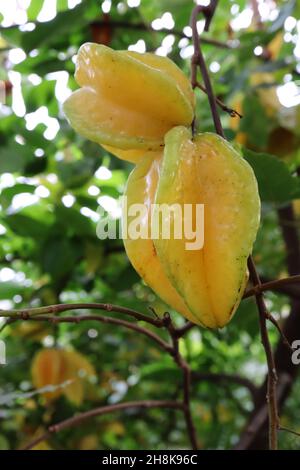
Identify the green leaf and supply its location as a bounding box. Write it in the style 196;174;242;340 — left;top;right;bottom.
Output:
140;361;180;382
0;143;33;173
40;237;81;282
56;158;99;189
243;148;300;203
240;94;271;148
23;80;56;113
55;205;95;237
238;30;275;62
19;0;94;52
75;195;99;212
27;0;45;21
5;205;54;238
57;0;69;12
0;26;23;48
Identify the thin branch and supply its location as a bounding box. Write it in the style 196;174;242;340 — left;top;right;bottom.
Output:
190;2;225;138
175;321;196;338
234;373;291;449
264;313;292;352
261;275;300;300
0;302;162;327
23;314;172;354
247;256;279;450
202;0;219;32
1;303;200;449
194;81;243;118
22;400;183;450
244;278;293;351
278;426;300;438
250;0;263;29
243;275;300;299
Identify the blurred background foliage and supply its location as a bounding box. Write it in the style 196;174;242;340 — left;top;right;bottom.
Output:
0;0;300;450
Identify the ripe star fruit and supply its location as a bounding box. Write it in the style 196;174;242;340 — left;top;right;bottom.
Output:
31;349;64;401
123;127;260;328
123;151;199;325
63;43;194;163
31;348;96;405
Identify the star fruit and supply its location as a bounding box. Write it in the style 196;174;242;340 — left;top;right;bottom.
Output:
63;43;195;163
123;127;260;328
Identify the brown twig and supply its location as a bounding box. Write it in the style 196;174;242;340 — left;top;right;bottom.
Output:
24;314;172;354
175;321;196;338
278;426;300;438
264;313;292;352
190;1;278;450
260;275;300;300
194;81;243;118
247;256;279;449
22;400;183;450
162;314;198;450
244;278;294;351
0;302;162;326
243;275;300;299
190;2;225;138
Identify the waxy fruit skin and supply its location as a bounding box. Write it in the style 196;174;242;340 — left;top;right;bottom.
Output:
153;127;260;328
123;129;260;328
63;43;194;162
123;151;199;324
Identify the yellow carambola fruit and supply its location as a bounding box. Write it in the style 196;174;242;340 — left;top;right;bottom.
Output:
153;127;260;328
123;151;199;324
63;43;194;162
60;349;96;406
250;72;281;117
123;128;260;328
31;349;65;402
31;348;96;405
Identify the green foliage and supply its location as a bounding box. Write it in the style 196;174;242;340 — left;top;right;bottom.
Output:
243;148;300;203
0;0;299;451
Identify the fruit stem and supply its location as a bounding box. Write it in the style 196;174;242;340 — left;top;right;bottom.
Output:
190;2;225;138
